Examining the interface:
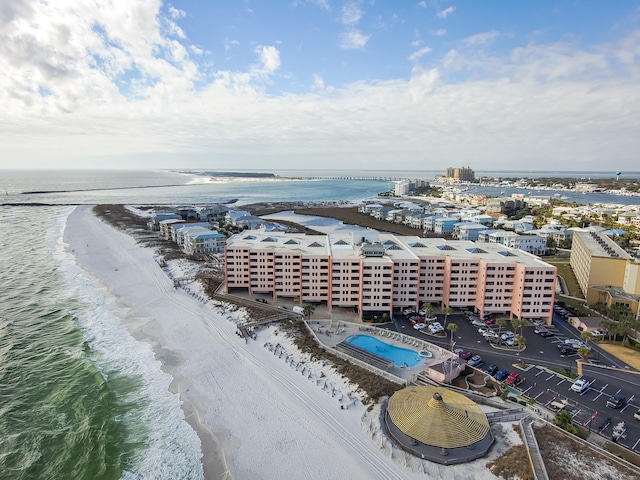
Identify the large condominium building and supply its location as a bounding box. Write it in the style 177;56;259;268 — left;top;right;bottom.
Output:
225;231;557;324
445;167;475;182
570;230;640;315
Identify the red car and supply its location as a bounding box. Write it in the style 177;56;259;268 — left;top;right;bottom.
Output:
505;372;523;386
484;317;496;325
459;350;473;361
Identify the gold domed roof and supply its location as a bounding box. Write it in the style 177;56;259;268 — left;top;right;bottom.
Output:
387;386;490;449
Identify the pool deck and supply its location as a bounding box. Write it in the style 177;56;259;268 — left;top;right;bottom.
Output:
309;320;452;381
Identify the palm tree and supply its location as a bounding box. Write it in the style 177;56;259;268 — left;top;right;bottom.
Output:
422;302;434;319
442;306;453;328
496;317;508;334
580;330;594;346
577;346;592;362
599;319;616;342
446;323;458;350
511;318;527;338
515;335;527;366
302;304;315;320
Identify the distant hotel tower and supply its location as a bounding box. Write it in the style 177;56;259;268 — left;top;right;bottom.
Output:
445;166;475;182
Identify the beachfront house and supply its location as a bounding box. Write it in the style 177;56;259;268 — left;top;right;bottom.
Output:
174;223;213;246
148;212;182;231
226;210;251;225
454;223;487;241
235;215;267;230
170;222;211;244
183;229;226;255
159;219;187;239
197;205;229;222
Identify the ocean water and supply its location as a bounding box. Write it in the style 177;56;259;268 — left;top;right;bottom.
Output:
1;169;638;207
0;168;638;480
0;206;202;479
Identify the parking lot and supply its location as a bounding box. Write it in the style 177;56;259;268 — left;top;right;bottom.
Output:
391;308;640;453
516;366;640;453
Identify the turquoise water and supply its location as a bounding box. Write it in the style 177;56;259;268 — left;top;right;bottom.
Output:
345;335;424;367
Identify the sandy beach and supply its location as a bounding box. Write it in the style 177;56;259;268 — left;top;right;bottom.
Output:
64;205;511;480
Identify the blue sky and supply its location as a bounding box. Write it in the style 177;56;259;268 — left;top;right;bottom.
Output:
1;1;640;171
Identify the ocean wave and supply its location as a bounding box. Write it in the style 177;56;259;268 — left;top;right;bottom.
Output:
52;209;204;479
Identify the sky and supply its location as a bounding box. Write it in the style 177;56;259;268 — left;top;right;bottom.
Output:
1;0;640;172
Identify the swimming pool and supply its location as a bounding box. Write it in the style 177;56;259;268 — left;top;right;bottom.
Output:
345;335;424;368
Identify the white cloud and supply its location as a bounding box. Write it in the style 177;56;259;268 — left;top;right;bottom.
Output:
256;45;281;75
411;40;422;47
408;46;432;62
312;74;325;90
462;30;500;46
225;39;239;51
341;30;371;50
437;6;456;18
342;2;363;26
168;6;186;19
418;1;427;8
0;2;639;172
189;45;203;55
431;28;447;36
293;0;331;11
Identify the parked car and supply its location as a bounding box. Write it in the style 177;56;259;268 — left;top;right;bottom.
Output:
505;372;523;386
557;344;577;355
459;350;473;361
453;348;464;356
471;319;486;327
494;369;509;381
478;327;492;336
255;298;268;304
564;339;587;349
634;410;640;421
503;338;516;347
428;322;444;334
484;364;498;376
277;305;288;310
607;393;626;409
501;331;515;341
468;355;483;367
413;323;427;330
591;329;604;338
484;317;496;325
571;378;593;393
537;329;554;338
487;335;502;344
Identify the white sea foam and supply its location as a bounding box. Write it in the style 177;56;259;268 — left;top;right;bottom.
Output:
51;208;204;480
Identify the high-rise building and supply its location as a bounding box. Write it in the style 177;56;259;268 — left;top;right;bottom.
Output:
445;167;475;182
225;231;556;324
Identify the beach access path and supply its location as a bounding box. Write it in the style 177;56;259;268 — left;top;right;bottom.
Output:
64;205;418;480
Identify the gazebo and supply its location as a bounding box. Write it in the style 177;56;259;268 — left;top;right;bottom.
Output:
384;385;494;464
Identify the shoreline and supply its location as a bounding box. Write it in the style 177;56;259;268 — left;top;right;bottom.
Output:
62;205;413;479
64;205;230;480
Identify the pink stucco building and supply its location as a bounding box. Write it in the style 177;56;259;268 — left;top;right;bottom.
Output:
225;231;556;324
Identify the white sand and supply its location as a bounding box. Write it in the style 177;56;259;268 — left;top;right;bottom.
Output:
65;205;504;480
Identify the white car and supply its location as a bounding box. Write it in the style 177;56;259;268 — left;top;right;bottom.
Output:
478;327;492;336
501;331;515;341
428;322;444;334
571;378;593;393
591;329;604;338
413;323;427;330
471;319;486;327
564;339;588;349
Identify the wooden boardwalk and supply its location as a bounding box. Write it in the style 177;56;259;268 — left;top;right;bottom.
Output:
521;416;549;480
